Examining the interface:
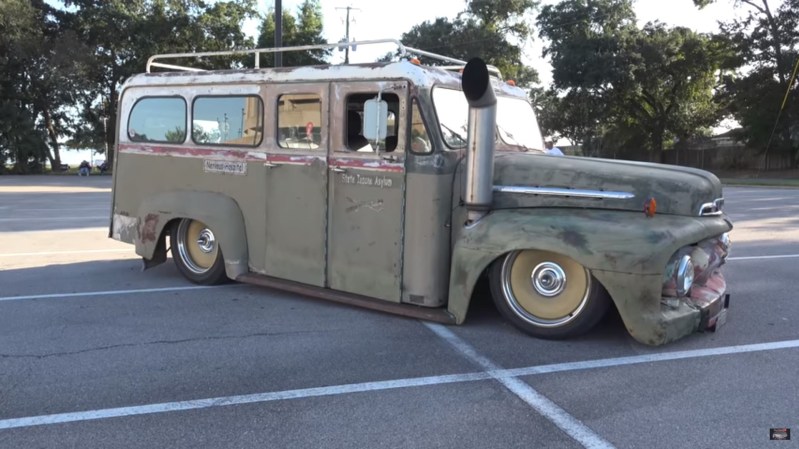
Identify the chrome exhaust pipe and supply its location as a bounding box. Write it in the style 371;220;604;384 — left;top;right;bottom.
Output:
461;58;496;224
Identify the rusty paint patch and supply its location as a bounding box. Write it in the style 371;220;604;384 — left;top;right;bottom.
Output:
345;197;384;213
329;157;405;173
141;213;160;243
119;143;264;162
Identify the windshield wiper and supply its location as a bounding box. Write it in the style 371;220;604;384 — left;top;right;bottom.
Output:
440;123;467;145
497;124;537;152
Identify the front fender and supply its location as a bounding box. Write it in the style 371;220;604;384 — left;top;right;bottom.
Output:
132;190;249;279
447;208;732;341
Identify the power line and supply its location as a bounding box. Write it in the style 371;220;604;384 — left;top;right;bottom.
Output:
335;5;360;64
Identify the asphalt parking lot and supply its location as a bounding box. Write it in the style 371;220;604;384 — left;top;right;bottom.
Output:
1;175;798;448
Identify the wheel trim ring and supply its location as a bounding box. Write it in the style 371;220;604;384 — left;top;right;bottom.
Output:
501;250;591;327
177;219;217;274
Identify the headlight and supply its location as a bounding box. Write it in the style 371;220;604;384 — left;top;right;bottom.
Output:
676;255;695;297
720;232;731;258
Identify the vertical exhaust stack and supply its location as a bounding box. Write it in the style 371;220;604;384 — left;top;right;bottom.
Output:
461;58;497;224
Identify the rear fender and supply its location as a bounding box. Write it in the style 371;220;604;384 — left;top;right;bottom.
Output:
129;190;248;279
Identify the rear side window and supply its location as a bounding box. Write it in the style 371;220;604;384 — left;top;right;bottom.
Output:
277;94;323;150
128;97;186;143
192;96;264;147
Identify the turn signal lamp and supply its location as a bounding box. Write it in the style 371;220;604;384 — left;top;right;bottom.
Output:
506;80;516;86
410;57;421;65
644;197;657;218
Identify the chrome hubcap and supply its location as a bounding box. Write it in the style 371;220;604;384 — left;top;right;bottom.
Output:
176;219;218;275
196;229;216;253
500;250;591;328
531;262;567;297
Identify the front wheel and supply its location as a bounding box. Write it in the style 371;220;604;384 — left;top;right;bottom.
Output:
489;250;610;339
170;218;228;285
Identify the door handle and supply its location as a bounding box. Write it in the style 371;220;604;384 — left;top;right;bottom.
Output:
264;162;279;168
330;167;346;173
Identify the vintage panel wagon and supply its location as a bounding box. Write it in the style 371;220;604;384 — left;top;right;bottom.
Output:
110;40;732;345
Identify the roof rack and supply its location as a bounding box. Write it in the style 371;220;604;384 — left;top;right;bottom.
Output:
146;39;503;79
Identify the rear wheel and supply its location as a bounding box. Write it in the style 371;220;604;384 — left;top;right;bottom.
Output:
489;250;610;339
170;218;228;285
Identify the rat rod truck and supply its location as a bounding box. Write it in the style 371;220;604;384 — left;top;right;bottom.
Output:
109;40;732;346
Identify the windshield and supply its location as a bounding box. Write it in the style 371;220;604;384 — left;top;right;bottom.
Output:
432;87;544;151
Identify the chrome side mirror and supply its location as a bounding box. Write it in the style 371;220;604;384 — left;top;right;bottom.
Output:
363;98;388;143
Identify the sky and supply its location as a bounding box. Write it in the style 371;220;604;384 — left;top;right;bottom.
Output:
60;0;771;163
245;0;764;86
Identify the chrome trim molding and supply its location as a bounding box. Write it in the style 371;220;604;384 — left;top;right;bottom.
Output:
493;185;635;200
698;197;724;216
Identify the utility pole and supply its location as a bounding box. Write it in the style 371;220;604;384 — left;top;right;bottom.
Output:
336;6;360;64
275;0;283;67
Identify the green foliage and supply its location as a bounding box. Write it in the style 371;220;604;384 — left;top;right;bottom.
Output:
398;0;540;88
59;0;256;167
256;0;329;67
0;0;90;171
166;127;187;143
703;0;799;162
538;0;724;161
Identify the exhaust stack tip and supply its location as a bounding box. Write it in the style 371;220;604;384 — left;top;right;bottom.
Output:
462;58;496;107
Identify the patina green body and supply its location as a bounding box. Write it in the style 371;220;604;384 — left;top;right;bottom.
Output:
111;60;732;346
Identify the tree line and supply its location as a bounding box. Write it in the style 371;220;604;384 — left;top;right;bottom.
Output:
0;0;796;173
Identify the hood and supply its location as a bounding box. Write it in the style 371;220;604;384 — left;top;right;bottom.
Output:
490;152;723;217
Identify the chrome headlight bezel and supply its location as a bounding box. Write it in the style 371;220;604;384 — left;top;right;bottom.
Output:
676;255;695;297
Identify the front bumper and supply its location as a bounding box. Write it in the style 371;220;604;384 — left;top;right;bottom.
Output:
691;270;730;331
663;233;731;333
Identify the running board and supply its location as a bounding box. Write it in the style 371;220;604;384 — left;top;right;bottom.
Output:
236;273;457;324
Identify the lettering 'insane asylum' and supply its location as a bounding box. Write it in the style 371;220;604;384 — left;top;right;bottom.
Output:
339;173;395;188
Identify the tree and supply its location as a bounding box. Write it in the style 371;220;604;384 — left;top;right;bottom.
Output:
396;0;540;88
538;0;725;161
256;0;329;67
694;0;799;165
60;0;257;168
0;0;89;172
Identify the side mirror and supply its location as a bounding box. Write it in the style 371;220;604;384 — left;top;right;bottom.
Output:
363;98;388;142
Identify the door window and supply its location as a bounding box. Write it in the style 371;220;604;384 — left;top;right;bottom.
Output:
342;93;401;153
128;97;186;143
192;96;264;147
410;99;432;154
277;94;323;150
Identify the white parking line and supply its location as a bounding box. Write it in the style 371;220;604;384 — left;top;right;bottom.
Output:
0;372;492;431
0;285;240;302
0;249;129;258
424;323;615;449
728;254;799;261
0;216;108;222
8;208;109;212
2;337;797;431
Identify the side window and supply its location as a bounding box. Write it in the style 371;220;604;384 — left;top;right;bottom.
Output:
343;92;401;153
192;96;264;147
410;99;432;154
128;97;186;143
277;94;322;150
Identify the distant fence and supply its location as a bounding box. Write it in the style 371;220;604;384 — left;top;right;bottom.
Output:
565;142;796;170
662;145;795;171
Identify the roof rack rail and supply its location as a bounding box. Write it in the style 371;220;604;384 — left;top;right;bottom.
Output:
146;39;503;79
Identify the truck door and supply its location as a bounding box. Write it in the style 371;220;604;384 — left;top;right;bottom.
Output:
327;81;408;302
263;83;328;286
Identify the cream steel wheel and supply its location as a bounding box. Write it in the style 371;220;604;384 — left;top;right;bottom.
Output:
489;250;610;339
171;218;228;285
